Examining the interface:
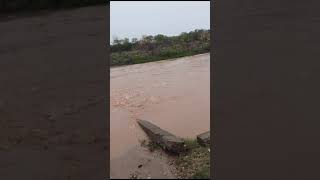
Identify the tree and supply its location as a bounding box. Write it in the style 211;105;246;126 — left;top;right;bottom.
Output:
121;38;132;51
112;36;121;45
137;35;154;51
154;34;165;43
131;38;138;43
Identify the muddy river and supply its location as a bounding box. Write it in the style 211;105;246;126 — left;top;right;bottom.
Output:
110;53;210;161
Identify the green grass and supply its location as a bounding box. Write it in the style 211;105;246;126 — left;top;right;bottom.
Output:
138;138;210;179
192;166;210;179
110;49;208;67
184;138;201;150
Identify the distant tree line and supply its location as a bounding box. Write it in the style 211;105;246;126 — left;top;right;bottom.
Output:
0;0;105;12
111;29;210;66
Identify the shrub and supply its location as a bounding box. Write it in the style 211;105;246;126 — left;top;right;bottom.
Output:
110;29;210;66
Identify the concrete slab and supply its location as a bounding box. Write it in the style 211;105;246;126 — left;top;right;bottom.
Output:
137;119;185;153
197;131;210;146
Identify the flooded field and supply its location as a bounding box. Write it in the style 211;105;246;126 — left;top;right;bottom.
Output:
110;53;210;161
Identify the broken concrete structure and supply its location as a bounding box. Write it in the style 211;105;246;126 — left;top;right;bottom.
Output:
137;119;185;153
197;131;210;146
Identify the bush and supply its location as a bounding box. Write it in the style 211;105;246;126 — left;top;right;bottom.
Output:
110;29;210;66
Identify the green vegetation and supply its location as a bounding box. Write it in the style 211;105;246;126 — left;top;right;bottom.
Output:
139;137;210;179
111;29;210;66
0;0;105;13
174;139;210;179
184;138;201;150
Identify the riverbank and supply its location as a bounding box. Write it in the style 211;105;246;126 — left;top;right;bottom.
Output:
111;138;210;179
110;145;177;179
110;29;210;66
174;139;210;179
137;120;210;179
111;50;210;67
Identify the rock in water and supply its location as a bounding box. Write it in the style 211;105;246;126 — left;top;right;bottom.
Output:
197;131;210;146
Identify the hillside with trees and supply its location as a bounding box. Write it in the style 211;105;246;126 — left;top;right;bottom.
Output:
110;29;210;66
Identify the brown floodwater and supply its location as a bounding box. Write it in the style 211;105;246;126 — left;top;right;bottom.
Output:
110;53;210;160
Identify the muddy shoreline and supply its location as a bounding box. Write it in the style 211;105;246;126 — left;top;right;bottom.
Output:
110;145;177;179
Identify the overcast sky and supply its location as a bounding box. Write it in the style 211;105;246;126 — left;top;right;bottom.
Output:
110;1;210;42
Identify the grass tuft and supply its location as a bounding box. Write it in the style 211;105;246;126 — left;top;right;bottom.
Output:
174;138;210;179
183;138;201;150
138;138;210;179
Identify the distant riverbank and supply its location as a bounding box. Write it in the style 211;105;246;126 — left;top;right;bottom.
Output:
110;29;210;66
